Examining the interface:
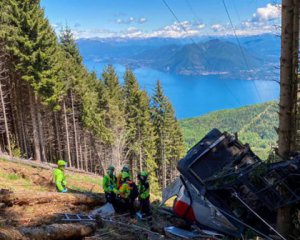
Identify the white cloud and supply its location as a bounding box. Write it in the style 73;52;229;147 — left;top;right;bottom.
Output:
52;22;63;30
211;24;225;32
197;23;205;29
68;3;281;40
252;3;281;22
116;18;134;24
120;27;143;38
71;28;117;39
208;3;281;36
115;16;147;24
138;17;147;24
145;21;202;38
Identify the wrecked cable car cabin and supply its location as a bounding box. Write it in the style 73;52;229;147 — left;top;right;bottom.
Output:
163;129;300;239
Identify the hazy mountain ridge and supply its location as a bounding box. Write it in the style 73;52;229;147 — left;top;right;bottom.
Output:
77;34;279;79
132;39;262;77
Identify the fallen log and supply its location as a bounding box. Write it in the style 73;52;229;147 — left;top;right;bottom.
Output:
21;223;96;240
0;227;26;240
0;154;99;176
0;190;105;207
0;223;96;240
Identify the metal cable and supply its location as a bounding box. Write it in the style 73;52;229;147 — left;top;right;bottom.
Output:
222;0;263;102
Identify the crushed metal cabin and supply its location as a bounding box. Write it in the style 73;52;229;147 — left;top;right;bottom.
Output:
162;128;300;239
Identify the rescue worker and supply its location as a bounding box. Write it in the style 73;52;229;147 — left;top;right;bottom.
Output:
118;172;139;218
53;160;67;193
137;171;151;217
117;164;131;189
102;165;117;204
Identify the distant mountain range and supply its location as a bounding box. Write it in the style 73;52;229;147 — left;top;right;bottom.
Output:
130;39;262;77
77;34;280;79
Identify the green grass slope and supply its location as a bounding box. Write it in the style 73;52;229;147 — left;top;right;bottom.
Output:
180;101;278;159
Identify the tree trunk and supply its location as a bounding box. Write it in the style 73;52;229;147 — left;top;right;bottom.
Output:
277;0;299;235
28;86;41;162
79;142;83;170
13;80;29;158
35;95;47;162
63;101;72;167
138;129;143;172
84;134;88;172
161;132;166;189
54;111;62;159
70;91;79;168
0;223;97;240
0;191;105;206
0;66;11;156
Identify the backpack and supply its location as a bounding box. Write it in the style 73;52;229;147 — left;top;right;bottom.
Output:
128;181;139;200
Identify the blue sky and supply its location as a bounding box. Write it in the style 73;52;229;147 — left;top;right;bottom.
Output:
40;0;281;39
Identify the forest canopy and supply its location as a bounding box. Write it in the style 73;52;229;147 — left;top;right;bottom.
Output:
0;0;185;193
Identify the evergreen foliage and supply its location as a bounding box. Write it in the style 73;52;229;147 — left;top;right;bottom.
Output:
0;0;280;195
0;0;184;192
151;81;185;188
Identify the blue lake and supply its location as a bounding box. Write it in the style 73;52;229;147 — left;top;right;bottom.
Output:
84;60;280;119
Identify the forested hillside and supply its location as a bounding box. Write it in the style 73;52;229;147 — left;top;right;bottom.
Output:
180;101;278;159
0;0;184;193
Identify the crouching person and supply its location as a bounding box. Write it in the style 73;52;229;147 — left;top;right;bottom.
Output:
53;160;67;193
116;164;131;189
102;165;117;204
138;171;151;218
118;172;139;218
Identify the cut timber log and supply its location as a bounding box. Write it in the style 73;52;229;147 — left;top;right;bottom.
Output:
0;228;26;240
0;154;98;176
21;223;96;240
0;190;105;206
0;223;96;240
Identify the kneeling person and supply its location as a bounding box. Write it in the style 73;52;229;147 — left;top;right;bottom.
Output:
118;172;139;218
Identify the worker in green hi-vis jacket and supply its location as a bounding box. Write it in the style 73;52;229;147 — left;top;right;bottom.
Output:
137;171;151;217
53;160;67;193
102;165;117;203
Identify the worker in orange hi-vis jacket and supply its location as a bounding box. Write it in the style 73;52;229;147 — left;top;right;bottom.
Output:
116;164;131;189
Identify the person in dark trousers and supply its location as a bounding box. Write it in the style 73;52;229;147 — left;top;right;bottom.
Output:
137;171;151;218
102;165;117;204
118;172;139;218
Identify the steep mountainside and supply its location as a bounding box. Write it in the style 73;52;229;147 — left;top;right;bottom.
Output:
180;101;278;159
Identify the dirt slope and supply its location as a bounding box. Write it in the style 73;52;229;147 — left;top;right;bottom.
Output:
0;157;103;228
0;157;188;240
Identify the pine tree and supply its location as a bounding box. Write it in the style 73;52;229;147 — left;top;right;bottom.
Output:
60;27;82;65
123;69;160;191
164;100;185;183
123;69;142;177
139;90;160;193
151;80;184;188
6;0;61;162
0;0;183;185
102;65;125;170
0;0;16;156
151;80;168;189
